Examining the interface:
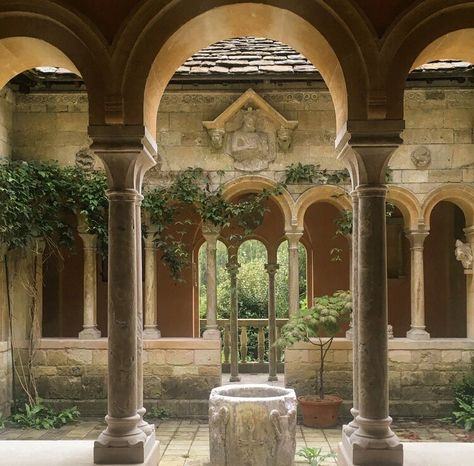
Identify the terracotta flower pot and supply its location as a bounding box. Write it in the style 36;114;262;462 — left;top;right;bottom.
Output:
297;395;343;428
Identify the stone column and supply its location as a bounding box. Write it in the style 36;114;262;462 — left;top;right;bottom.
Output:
348;186;402;465
78;232;101;339
406;228;430;340
143;230;160;339
286;230;303;317
91;126;158;464
463;226;474;338
337;124;404;466
227;258;240;382
266;262;279;381
202;223;221;340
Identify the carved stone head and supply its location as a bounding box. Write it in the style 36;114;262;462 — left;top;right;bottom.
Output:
411;146;431;169
455;239;473;270
209;129;225;150
242;107;258;132
277;127;293;152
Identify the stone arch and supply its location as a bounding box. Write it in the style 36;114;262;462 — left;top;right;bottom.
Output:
382;2;474;120
387;186;423;230
119;1;370;137
422;185;474;228
0;2;109;125
294;185;351;230
221;175;294;231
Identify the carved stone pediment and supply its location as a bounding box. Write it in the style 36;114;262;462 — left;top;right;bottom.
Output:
203;89;298;172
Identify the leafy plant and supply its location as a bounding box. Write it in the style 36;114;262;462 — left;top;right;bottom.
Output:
297;447;335;465
276;290;352;399
143;168;284;280
284;163;349;185
452;397;474;431
145;406;169;420
11;403;79;429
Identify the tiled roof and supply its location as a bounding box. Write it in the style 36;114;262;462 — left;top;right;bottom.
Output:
175;37;474;77
176;37;316;75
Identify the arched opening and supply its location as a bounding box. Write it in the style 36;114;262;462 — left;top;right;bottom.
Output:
386;205;411;337
425;201;467;337
303;201;350;318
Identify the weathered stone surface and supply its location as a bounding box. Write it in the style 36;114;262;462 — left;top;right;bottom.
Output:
209;384;297;466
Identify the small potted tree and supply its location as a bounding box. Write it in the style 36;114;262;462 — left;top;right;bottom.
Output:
276;290;352;427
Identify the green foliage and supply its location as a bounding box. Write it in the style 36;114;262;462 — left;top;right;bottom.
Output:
145;406;169;420
284;163;350;185
143;168;284;280
11;403;80;430
0;160;107;253
276;290;352;398
452;397;474;431
297;447;336;465
450;372;474;431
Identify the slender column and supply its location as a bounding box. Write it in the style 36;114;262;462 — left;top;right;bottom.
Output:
463;226;474;338
350;186;402;464
406;229;430;340
343;192;359;439
227;259;240;382
78;233;101;339
266;262;279;381
202;224;221;340
32;239;45;342
143;231;160;339
286;230;303;317
94;189;147;461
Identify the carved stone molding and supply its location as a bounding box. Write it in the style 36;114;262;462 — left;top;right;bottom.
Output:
411;146;431;169
203;89;298;172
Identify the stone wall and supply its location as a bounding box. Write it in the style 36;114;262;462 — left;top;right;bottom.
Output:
32;338;221;416
0;342;12;418
12;92;89;165
285;339;474;418
0;87;14;160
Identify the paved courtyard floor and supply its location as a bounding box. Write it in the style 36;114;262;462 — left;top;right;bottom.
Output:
0;417;472;466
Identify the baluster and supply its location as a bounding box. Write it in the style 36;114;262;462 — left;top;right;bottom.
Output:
257;326;265;363
223;324;230;364
240;326;248;363
276;325;282;362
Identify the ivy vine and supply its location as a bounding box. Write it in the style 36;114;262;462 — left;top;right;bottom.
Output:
284;162;350;185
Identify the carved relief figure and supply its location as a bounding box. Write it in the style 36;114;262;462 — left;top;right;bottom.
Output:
225;107;274;171
455;239;473;270
270;408;297;465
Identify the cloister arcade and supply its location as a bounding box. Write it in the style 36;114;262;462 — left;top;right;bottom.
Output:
0;2;473;466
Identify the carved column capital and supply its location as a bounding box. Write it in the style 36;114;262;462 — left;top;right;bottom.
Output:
405;228;429;250
226;261;241;276
202;222;220;246
285;230;303;248
265;263;280;276
78;233;98;250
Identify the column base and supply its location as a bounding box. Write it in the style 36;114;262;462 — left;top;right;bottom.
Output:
202;328;221;340
94;429;158;464
79;327;101;339
143;327;161;339
406;327;430;340
338;441;403;466
268;375;278;382
229;375;241;382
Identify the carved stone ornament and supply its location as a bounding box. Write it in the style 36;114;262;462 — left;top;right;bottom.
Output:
75;147;95;171
411;146;431;169
455;239;473;270
203;89;298;172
